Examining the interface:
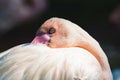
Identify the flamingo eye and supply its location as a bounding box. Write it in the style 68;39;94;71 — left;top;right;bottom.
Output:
48;27;56;34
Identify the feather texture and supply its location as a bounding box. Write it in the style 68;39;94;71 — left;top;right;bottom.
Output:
0;44;102;80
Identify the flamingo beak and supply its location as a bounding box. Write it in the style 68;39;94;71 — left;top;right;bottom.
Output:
31;33;51;45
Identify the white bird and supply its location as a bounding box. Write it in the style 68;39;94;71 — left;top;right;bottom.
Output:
0;17;113;80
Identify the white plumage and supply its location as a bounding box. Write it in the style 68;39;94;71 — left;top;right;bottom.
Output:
0;44;102;80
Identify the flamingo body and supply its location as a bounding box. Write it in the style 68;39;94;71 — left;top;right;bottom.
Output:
0;17;113;80
0;44;102;80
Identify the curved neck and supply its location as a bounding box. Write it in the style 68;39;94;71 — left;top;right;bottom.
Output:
75;41;113;80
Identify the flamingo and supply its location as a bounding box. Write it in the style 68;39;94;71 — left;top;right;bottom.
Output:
0;17;113;80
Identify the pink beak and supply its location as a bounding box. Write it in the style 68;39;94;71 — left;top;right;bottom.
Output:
31;34;51;45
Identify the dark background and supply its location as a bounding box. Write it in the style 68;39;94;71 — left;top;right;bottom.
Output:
0;0;120;78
